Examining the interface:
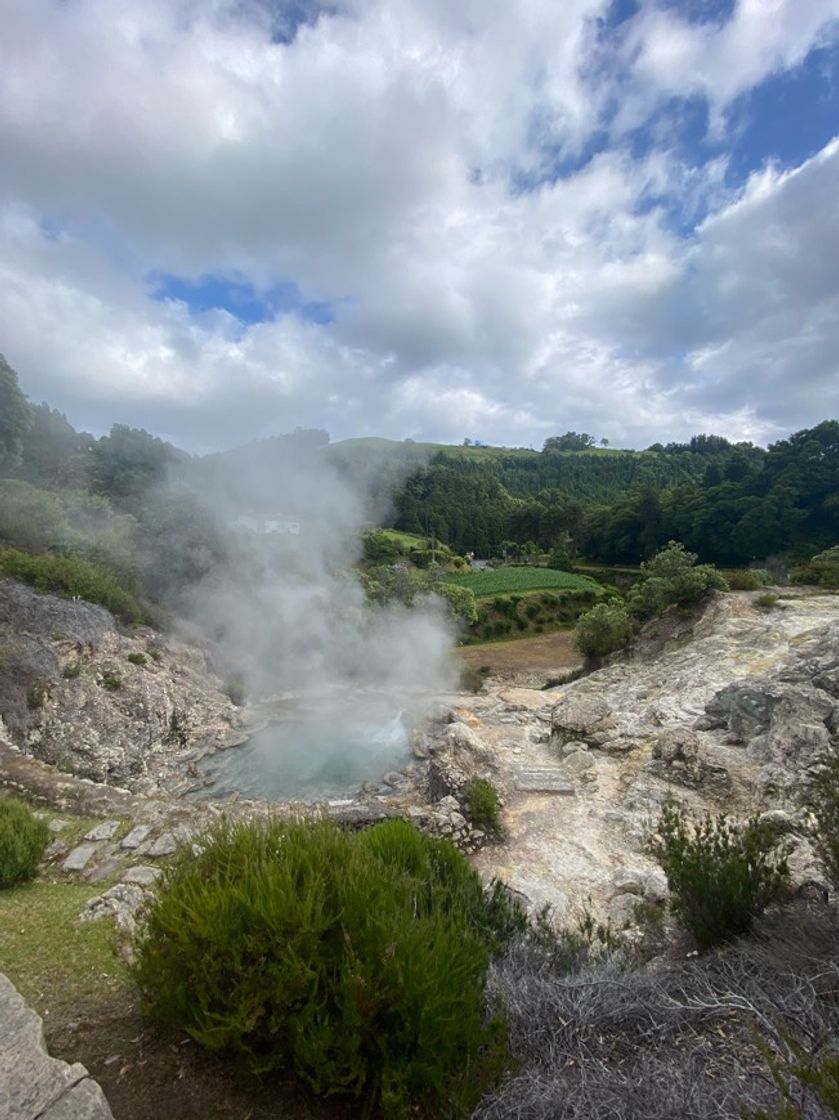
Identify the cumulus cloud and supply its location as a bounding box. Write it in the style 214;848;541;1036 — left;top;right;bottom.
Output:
0;0;837;451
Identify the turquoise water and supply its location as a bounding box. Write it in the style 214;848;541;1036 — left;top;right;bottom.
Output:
194;709;409;802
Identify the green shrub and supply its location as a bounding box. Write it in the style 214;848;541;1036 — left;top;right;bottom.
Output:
627;541;728;620
756;591;780;609
808;750;839;889
726;568;771;590
649;803;790;949
101;673;122;691
127;651;147;666
0;547;142;624
792;545;839;589
464;777;504;840
26;680;49;709
133;819;514;1118
546;547;573;572
748;1026;839;1119
573;599;632;659
62;660;82;679
0;799;49;888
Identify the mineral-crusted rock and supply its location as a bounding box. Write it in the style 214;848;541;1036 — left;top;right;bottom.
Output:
562;750;595;777
84;821;119;842
81;883;148;935
610;867;648;896
608;892;640;929
550;693;614;745
121;865;161;887
0;579;241;790
651;727;701;766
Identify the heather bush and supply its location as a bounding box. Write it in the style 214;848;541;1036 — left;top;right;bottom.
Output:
649;803;790;949
464;777;505;840
134;818;516;1118
0;798;49;888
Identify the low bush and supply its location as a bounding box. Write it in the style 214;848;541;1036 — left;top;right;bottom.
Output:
126;651;147;666
0;798;49;888
62;660;82;679
726;568;772;591
464;777;505;839
791;545;839;589
0;547;143;624
573;599;632;659
134;819;516;1118
649;803;790;949
26;680;49;709
756;591;780;609
101;673;122;691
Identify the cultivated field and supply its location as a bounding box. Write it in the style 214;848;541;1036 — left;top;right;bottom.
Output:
444;567;600;597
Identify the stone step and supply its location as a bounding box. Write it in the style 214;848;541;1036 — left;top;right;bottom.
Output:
512;768;575;794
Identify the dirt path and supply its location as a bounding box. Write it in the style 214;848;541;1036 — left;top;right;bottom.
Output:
457;631;582;685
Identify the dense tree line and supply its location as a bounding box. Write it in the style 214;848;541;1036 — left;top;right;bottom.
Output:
389;423;837;568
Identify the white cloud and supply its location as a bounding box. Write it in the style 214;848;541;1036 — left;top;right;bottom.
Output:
0;0;837;453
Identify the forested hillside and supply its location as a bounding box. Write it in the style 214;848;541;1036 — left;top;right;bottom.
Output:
1;354;836;582
387;426;837;567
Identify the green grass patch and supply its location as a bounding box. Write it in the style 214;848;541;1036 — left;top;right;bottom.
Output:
0;880;131;1017
445;566;601;598
0;547;143;625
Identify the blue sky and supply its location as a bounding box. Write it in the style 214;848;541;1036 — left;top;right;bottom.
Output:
0;0;838;452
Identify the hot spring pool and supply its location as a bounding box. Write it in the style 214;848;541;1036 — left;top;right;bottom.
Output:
193;709;411;802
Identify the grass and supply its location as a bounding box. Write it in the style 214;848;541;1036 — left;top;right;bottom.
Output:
377;527;455;555
444;567;601;598
0;880;131;1018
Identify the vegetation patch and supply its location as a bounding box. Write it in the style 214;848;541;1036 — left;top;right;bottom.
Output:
445;567;601;597
134;818;520;1119
649;803;790;949
464;778;505;840
0;879;130;1017
0;546;143;624
0;798;50;888
573;599;632;659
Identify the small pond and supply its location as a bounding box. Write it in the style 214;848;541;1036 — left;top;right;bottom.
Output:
193;706;411;802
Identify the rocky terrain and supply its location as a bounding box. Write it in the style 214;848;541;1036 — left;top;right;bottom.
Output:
0;579;245;794
460;588;839;924
1;579;838;932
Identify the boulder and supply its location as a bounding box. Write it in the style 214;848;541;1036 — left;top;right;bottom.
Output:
0;973;113;1119
562;750;595;777
651;727;701;765
550;693;614;745
81;883;148;935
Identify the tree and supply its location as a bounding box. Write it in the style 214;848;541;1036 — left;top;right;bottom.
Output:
573;600;632;659
628;540;728;620
0;356;32;471
91;424;183;508
543;432;596;453
599;437;609;448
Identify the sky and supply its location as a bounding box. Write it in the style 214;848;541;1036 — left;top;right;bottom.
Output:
1;0;838;454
